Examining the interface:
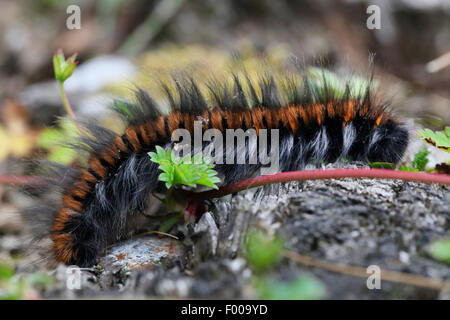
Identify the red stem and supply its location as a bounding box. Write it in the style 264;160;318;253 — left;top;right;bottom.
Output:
190;169;450;200
0;175;51;186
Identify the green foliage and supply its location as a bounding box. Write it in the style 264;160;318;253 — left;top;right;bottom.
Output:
37;121;79;164
411;146;430;171
0;264;54;300
398;146;431;172
372;147;431;172
428;238;450;264
149;146;220;189
398;166;419;172
53;48;78;83
245;229;284;272
369;162;396;169
418;127;450;153
255;274;326;300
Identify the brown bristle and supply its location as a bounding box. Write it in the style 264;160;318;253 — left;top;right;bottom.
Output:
154;116;167;138
79;169;98;184
70;187;88;200
167;112;182;133
62;194;83;212
52;208;75;233
138;124;151;145
73;179;92;194
124;127;141;151
99;149;117;166
113;136;128;152
52;233;75;263
210;109;224;131
88;157;108;178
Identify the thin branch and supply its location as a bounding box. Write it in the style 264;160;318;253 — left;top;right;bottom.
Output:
284;250;450;292
58;81;88;138
0;175;50;186
190;169;450;200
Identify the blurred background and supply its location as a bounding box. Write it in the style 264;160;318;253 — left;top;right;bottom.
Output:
0;0;448;174
0;0;449;298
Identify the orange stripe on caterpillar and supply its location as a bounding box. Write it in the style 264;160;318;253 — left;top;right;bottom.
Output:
113;136;128;152
124;127;141;151
52;233;76;263
88;157;108;178
52;208;75;233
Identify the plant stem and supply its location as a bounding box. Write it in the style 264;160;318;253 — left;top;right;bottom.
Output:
284;250;449;291
58;81;88;137
0;175;51;186
189;168;450;200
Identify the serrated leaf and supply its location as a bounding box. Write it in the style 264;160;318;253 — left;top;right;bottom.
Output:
418;128;450;153
149;147;221;189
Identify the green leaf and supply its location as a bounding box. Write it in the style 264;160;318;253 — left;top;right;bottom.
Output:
411;146;430;171
428;238;450;264
418;128;450;153
53;49;78;83
149;147;221;190
399;166;419;172
245;229;284;272
369;162;396;169
255;275;326;300
0;264;14;280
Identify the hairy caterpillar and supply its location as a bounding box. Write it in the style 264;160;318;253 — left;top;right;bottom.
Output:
28;67;409;267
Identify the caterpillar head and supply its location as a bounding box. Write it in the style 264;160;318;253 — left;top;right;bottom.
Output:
367;120;409;163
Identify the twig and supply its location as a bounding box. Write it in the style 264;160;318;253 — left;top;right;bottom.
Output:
189;169;450;200
0;175;51;186
138;230;179;240
58;81;88;138
283;250;450;291
118;0;185;56
426;51;450;73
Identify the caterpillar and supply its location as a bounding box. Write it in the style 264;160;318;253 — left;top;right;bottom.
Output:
28;67;409;267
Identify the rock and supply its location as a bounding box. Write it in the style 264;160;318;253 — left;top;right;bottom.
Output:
98;235;185;271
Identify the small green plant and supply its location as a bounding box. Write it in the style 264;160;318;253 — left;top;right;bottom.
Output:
428;238;450;264
53;48;87;137
148;146;220;228
244;229;326;299
149;146;220;190
399;146;430;172
0;264;54;300
254;274;326;300
53;49;78;83
371;146;433;173
245;229;284;272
